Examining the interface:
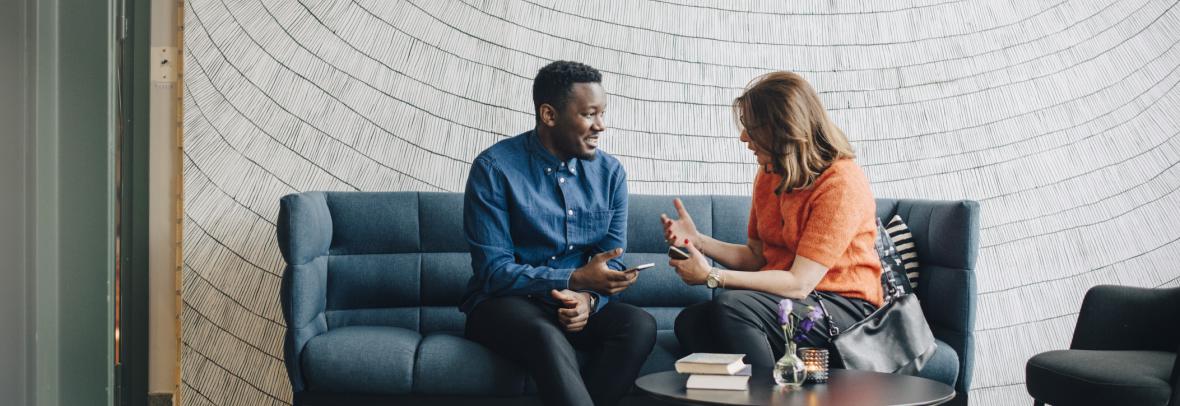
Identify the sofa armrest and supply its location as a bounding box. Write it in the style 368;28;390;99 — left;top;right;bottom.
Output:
895;199;979;395
280;262;328;393
1070;285;1180;352
1171;342;1180;406
917;266;976;336
917;264;976;394
1172;342;1180;406
277;192;334;393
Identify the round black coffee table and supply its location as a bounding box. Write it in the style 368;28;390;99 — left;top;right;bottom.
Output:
636;368;955;406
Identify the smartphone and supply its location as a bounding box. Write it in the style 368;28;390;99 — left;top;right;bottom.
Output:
668;246;690;260
624;263;655;272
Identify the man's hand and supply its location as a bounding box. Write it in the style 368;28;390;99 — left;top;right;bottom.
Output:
551;289;592;332
568;248;636;295
661;198;703;249
670;240;711;285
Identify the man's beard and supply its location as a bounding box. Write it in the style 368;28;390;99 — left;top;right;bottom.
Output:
575;149;597;161
559;135;597;161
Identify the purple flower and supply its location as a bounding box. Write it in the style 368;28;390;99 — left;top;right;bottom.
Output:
807;305;824;321
798;318;815;334
777;299;794;325
793;331;808;344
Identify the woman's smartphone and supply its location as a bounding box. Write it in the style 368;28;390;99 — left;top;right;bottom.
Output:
668;246;690;260
624;263;655;272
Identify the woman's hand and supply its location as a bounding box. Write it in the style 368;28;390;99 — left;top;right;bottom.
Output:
661;198;702;248
669;241;712;285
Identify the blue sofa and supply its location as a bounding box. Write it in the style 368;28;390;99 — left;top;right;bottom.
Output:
277;192;978;405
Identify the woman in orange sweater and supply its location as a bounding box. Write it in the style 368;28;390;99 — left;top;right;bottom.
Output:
665;71;882;370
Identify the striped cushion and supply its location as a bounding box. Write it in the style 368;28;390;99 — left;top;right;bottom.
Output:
875;219;913;300
885;215;920;290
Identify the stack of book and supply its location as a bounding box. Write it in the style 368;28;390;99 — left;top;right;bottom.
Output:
674;353;752;391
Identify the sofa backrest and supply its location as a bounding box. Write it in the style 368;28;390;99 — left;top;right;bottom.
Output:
276;192;468;336
277;192;981;328
615;195;742;329
277;192;733;335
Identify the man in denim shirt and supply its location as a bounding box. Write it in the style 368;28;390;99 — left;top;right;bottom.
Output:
461;61;656;406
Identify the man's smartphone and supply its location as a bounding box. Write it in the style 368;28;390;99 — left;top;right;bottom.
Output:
624;263;655;272
668;246;690;260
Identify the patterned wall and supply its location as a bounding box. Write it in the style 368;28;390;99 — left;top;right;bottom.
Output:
182;0;1180;404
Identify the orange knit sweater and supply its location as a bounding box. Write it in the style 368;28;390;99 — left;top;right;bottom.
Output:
747;158;883;307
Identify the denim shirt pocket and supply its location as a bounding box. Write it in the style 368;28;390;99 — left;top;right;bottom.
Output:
574;210;615;244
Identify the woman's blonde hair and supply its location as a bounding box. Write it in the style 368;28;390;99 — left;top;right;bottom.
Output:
734;71;855;194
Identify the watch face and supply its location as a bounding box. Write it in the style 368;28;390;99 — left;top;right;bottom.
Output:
706;277;718;288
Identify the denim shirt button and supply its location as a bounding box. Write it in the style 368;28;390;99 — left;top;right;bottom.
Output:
567;209;574;216
559;177;565;184
568;245;574;250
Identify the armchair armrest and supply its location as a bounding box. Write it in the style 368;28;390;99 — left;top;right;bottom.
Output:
1070;285;1180;352
277;192;334;393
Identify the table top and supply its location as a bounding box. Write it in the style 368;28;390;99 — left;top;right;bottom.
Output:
635;368;955;406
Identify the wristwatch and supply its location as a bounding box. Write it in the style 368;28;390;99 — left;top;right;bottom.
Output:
705;268;723;289
587;293;598;310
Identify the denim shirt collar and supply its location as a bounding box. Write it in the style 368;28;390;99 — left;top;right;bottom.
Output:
526;130;579;176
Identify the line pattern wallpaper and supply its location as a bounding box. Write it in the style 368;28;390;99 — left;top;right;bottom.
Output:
182;0;1180;404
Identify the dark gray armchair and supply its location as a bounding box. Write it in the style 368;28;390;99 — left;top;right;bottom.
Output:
1026;285;1180;406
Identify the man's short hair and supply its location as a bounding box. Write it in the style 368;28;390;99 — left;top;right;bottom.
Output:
532;61;602;120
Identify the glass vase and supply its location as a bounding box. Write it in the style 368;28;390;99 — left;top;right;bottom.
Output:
773;341;806;387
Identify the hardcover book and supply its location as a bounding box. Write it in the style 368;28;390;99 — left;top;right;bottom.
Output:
674;353;747;375
685;364;752;390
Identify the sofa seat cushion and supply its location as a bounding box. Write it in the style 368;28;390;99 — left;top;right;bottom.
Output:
413;332;532;396
1026;349;1175;406
302;326;421;395
914;338;959;388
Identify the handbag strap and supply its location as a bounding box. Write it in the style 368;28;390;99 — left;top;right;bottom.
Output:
811;292;841;337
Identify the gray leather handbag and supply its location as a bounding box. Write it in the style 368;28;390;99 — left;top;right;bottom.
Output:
812;218;937;374
819;293;937;374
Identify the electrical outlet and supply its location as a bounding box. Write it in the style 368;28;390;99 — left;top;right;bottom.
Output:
151;47;178;83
